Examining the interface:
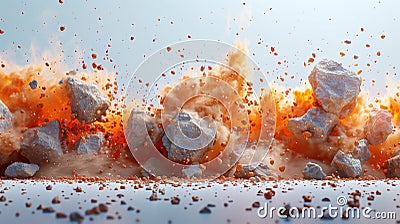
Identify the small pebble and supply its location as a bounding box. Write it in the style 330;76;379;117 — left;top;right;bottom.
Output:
29;80;38;89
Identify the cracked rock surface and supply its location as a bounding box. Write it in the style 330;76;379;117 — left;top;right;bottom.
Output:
5;162;39;178
331;150;362;178
309;59;361;119
365;109;393;145
352;139;371;164
125;109;164;150
20;120;63;164
74;132;105;154
287;107;338;142
162;111;216;163
66;77;110;124
385;155;400;178
303;162;326;180
0;100;12;132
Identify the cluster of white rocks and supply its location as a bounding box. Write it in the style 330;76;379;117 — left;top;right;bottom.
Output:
0;78;109;178
291;59;395;179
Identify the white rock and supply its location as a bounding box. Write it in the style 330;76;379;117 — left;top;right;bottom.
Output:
66;77;110;123
125;109;164;150
20;120;63;164
74;132;104;154
331;150;362;178
5;162;39;178
352;139;370;164
287;107;338;142
230;162;276;179
162;111;216;163
252;163;277;178
0;100;12;132
365;109;393;145
309;59;361;118
303;162;327;180
182;165;202;178
385;155;400;178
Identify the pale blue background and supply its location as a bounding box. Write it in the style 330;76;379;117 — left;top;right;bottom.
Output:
0;0;399;97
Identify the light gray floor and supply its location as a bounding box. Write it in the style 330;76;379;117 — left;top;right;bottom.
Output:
0;179;398;224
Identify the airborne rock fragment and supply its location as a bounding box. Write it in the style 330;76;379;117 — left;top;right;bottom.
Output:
66;77;110;124
309;59;361;118
365;109;393;145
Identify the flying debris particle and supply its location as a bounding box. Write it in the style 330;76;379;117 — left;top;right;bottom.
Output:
60;26;65;31
130;36;135;41
0;29;4;34
91;53;97;59
344;40;352;44
380;34;386;39
29;80;38;89
339;52;345;57
365;109;393;145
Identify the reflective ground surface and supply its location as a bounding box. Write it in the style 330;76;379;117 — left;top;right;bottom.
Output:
0;179;398;224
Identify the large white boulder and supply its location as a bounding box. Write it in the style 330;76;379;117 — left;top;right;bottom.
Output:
309;59;361;119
